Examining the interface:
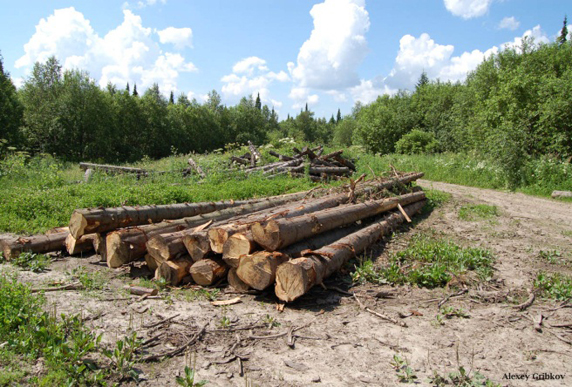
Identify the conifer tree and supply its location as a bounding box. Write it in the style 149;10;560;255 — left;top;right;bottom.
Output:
336;108;342;123
126;82;130;93
305;102;308;112
255;93;262;110
169;91;175;104
133;84;138;96
558;15;568;45
416;70;429;90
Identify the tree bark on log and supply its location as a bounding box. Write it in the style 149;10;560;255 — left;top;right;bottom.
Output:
252;191;426;251
321;150;344;160
65;233;99;256
1;231;69;260
69;197;272;239
227;267;251;293
268;150;294;161
156;257;193;286
309;166;350;175
275;200;426;302
79;162;147;175
145;191;311;263
189;259;228;286
145;253;161;272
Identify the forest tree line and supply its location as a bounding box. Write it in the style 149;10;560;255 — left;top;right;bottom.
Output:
1;29;572;186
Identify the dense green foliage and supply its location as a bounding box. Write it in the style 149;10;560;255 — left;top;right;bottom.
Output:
353;40;572;189
4;56;340;163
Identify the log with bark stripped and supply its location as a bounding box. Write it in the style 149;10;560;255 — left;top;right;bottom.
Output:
65;233;100;256
187;157;206;178
252;191;426;251
1;230;69;260
222;232;257;267
189;259;228;286
309;166;350;175
274;200;426;302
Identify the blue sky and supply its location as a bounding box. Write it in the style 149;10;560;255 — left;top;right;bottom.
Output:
0;0;570;119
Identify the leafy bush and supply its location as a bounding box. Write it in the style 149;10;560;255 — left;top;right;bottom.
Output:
534;272;572;300
395;130;439;155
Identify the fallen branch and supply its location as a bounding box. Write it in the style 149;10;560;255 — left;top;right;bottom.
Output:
31;281;82;293
141;323;207;362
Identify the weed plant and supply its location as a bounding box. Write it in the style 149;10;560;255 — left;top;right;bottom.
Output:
6;252;51;272
458;204;499;221
534;272;572;300
356;235;495;288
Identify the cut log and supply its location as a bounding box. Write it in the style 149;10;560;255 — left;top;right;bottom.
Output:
309;166;350;175
248;141;261;166
275;200;426;302
189;259;228;286
146;191;312;263
268;150;294;161
65;233;99;256
236;252;289;291
205;173;424;254
79;162;147;175
156;257;193;285
183;230;212;261
333;154;356;171
263;164;305;175
46;226;70;235
552;190;572;199
1;231;69;260
252;191;426;251
145;253;161;272
69;197;270;239
187;157;206;178
222;233;257;267
93;234;105;256
321;150;344;160
236;223;364;290
227;267;251;293
302;146;319;160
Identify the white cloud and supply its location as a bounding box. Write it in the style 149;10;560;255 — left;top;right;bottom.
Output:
350;79;395;104
123;0;167;9
498;16;520;31
232;56;269;75
444;0;493;19
16;7;196;96
289;87;319;109
157;27;193;49
289;0;370;90
221;56;289;104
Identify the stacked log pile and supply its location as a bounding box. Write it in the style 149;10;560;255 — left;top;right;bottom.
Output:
0;171;427;303
232;144;357;182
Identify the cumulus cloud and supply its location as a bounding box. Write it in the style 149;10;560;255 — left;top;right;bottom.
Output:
15;7;196;95
123;0;167;10
289;0;370;90
289;87;319;109
221;56;288;106
498;16;520;31
349;79;395;104
501;25;549;50
443;0;493;19
157;27;193;49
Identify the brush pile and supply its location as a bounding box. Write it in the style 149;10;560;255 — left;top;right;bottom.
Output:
231;144;357;182
0;172;426;302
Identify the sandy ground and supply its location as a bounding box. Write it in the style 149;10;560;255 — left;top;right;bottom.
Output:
3;180;572;386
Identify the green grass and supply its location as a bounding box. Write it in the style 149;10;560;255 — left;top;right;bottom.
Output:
458;204;499;221
0;273;105;385
534;272;572;300
354;235;495;288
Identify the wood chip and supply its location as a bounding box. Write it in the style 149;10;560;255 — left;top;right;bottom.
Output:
211;297;242;306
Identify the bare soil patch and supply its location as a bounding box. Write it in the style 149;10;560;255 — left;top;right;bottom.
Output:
5;181;572;386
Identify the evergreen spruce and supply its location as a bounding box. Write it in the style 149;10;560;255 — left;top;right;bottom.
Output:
558;15;568;45
336;108;342;123
133;84;138;96
255;93;262;110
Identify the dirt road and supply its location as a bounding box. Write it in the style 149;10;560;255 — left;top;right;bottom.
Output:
4;181;572;386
